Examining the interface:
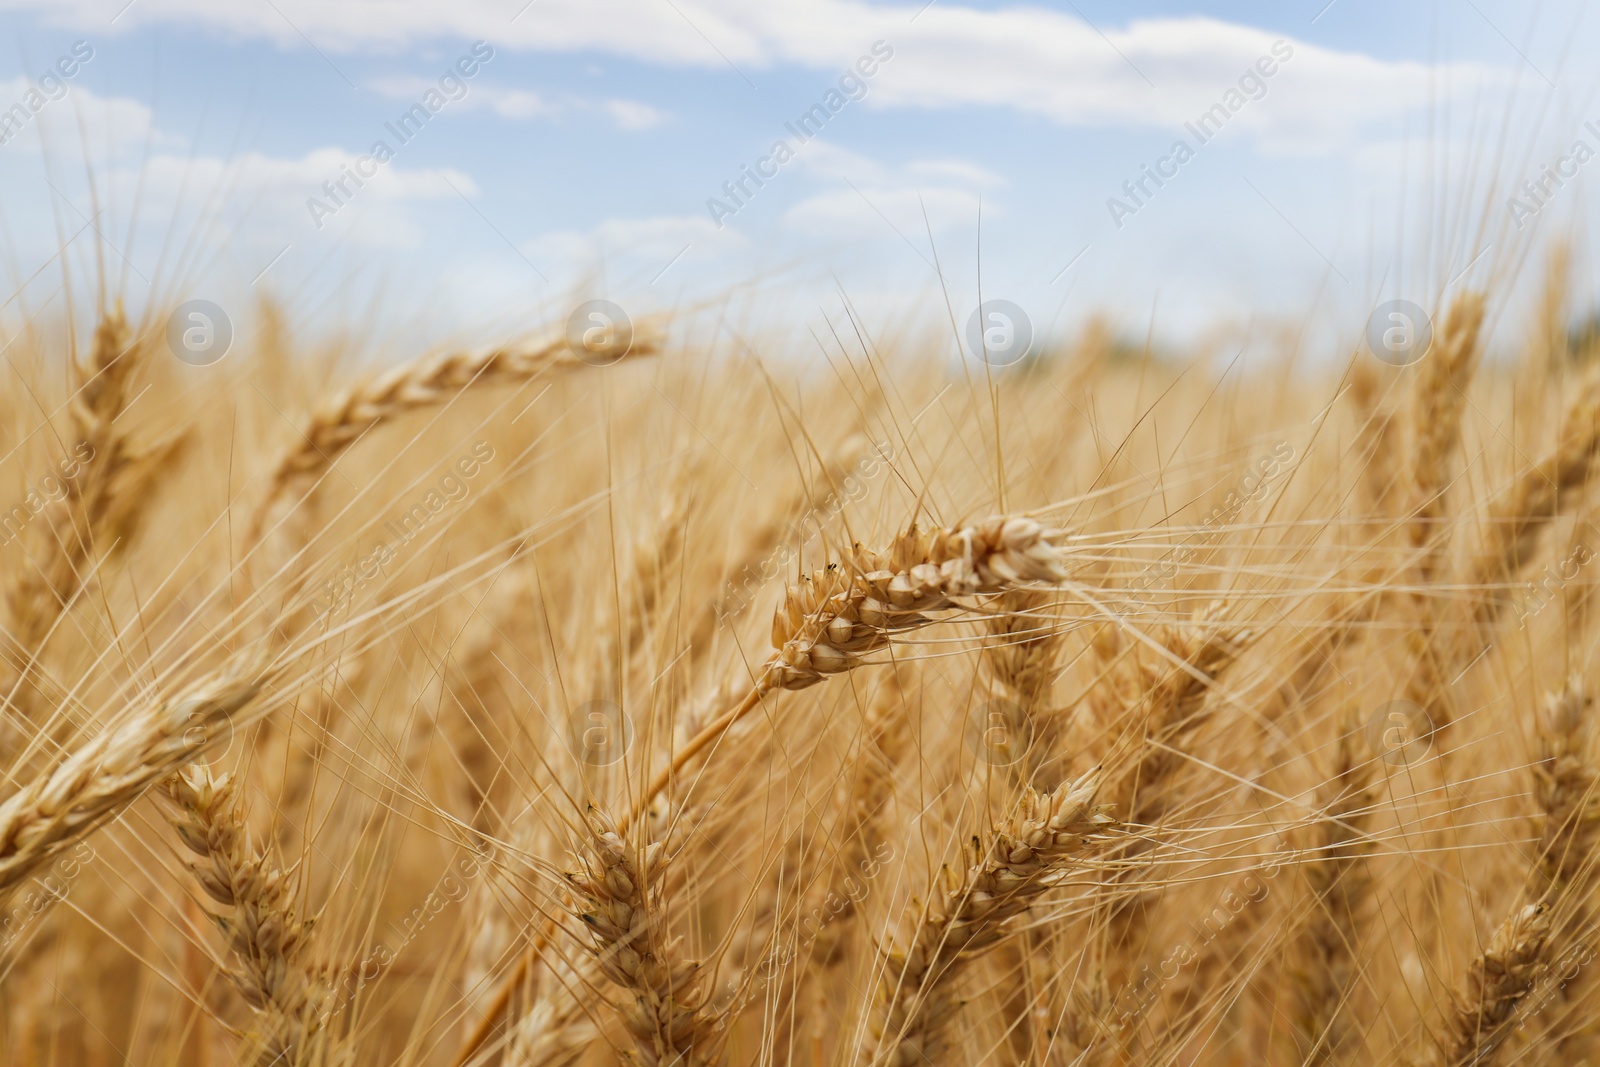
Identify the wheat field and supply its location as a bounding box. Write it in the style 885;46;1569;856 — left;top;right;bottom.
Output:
0;244;1597;1067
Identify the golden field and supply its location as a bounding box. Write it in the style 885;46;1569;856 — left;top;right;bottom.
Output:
0;252;1596;1067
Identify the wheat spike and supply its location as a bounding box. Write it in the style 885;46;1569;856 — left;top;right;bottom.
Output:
1095;606;1252;1042
565;804;723;1066
247;331;657;546
1289;714;1376;1064
1471;366;1600;624
1399;294;1485;739
1108;604;1252;829
163;762;327;1066
0;666;267;899
1532;679;1600;903
869;772;1116;1066
5;307;182;675
1407;293;1486;575
629;515;1074;827
1430;903;1550;1067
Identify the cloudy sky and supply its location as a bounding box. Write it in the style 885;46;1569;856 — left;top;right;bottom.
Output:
0;0;1596;356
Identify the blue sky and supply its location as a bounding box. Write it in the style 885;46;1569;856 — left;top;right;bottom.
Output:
0;0;1596;357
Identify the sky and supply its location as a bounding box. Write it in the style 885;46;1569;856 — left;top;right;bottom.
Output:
0;0;1597;360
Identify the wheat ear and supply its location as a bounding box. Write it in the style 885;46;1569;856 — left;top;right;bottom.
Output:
868;772;1116;1067
1409;682;1596;1066
1522;678;1600;1061
1348;357;1402;518
0;666;267;899
639;515;1072;822
1429;902;1550;1067
5;307;181;666
1401;295;1485;737
1420;689;1590;1067
1471;366;1600;624
983;589;1068;789
246;331;656;546
1534;242;1572;381
1107;604;1251;830
1532;679;1600;903
501;942;605;1067
565;804;723;1066
163;763;326;1066
622;487;691;665
1289;714;1376;1064
1095;607;1252;1039
1406;293;1486;578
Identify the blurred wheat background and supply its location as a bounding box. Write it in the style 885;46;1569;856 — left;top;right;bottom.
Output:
0;231;1595;1067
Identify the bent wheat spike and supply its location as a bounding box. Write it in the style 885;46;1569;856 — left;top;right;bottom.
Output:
247;331;658;547
462;516;1076;1054
636;514;1073;820
0;667;267;899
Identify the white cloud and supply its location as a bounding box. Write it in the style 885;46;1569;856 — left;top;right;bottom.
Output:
790;140;892;183
785;184;981;234
109;146;479;252
528;213;741;258
523;214;745;284
368;76;560;120
2;1;1507;151
783;145;994;235
368;77;663;129
485;88;560;120
0;76;163;155
0;63;481;256
603;99;667;130
906;159;1006;188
